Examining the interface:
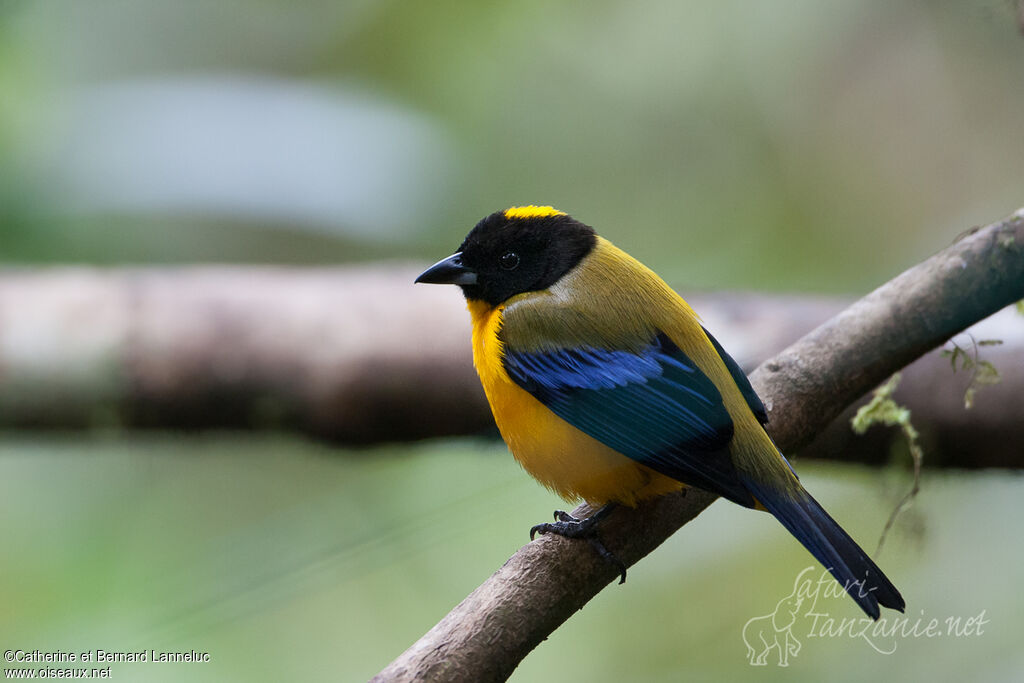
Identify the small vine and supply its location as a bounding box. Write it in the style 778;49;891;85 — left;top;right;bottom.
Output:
941;335;1003;409
850;373;922;556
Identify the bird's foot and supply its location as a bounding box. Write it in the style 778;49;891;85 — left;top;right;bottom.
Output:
529;503;627;584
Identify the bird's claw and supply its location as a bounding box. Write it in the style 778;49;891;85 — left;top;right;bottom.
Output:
529;506;627;584
586;537;628;584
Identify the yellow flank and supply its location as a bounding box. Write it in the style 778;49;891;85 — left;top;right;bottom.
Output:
503;205;566;220
467;298;683;506
466;237;795;507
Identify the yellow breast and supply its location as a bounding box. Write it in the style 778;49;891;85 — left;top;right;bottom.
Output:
467;299;683;506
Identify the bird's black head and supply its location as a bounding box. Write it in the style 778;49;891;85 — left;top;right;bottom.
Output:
415;206;597;306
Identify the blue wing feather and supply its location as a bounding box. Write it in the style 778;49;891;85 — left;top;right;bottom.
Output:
702;326;767;424
503;333;756;506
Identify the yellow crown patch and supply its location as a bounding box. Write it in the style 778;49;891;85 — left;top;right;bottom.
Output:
503;205;566;220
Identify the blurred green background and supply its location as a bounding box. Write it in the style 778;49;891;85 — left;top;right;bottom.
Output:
1;1;1022;681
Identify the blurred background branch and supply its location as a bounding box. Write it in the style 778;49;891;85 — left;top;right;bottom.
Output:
0;264;1021;467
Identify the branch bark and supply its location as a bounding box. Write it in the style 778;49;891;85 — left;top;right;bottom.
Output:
370;209;1024;682
0;265;1022;467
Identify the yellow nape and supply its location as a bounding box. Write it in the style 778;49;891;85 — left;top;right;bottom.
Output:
504;205;566;220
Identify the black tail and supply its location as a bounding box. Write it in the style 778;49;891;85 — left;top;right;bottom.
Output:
740;475;905;620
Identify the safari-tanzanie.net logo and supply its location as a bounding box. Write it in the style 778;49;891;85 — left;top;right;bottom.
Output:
741;566;988;666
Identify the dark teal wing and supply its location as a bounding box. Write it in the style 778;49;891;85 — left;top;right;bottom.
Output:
701;326;767;424
503;333;756;506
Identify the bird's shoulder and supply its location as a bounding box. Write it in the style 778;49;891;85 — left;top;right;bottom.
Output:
499;237;698;353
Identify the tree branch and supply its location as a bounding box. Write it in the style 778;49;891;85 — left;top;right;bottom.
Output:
370;209;1024;682
0;265;1022;467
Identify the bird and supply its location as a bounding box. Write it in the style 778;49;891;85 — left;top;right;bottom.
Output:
415;205;905;620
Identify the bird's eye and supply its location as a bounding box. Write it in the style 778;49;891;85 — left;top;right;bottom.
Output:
500;251;520;270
